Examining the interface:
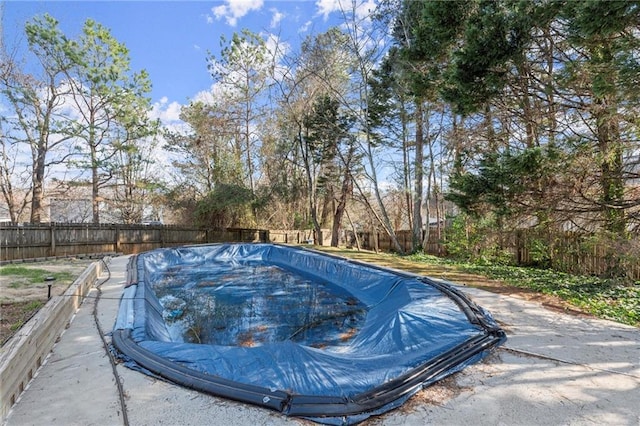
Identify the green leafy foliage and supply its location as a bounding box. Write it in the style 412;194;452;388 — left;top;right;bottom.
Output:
400;0;552;114
441;214;513;265
195;184;256;229
441;214;482;260
403;252;639;327
462;264;639;326
302;95;343;165
447;147;555;219
524;237;552;269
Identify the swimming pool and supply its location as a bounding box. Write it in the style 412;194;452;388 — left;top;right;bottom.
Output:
113;243;505;424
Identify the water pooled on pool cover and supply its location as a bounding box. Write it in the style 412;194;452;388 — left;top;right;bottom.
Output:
113;243;505;425
154;261;367;348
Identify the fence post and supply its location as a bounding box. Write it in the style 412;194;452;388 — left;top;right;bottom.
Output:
115;225;121;253
50;223;56;257
515;230;523;265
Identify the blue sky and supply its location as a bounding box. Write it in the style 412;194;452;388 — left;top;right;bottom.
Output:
2;0;363;121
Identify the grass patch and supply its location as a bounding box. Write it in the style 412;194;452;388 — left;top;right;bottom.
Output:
404;252;639;327
0;265;74;287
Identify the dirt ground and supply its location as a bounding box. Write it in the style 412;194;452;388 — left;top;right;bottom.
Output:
0;258;95;345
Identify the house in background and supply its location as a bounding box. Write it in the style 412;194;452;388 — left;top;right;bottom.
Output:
49;197;93;223
0;204;11;223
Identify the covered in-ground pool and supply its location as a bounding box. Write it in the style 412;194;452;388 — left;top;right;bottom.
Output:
113;243;505;424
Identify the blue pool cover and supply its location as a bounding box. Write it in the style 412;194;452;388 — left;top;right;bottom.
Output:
113;243;505;424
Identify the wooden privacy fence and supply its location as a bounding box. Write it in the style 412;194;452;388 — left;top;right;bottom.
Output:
274;227;640;280
268;228;445;254
1;224;445;263
269;229;324;245
514;230;640;280
353;229;444;254
0;223;268;262
2;223;636;279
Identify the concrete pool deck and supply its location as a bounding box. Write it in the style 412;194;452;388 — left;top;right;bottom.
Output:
4;254;639;425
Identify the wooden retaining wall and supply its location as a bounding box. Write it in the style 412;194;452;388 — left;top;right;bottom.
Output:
0;261;102;421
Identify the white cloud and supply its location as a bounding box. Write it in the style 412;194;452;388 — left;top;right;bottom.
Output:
315;0;340;20
355;0;377;19
151;97;182;124
264;32;289;62
262;33;290;82
192;88;216;106
211;0;264;27
212;5;231;23
298;20;312;34
192;83;228;106
316;0;378;20
270;8;285;28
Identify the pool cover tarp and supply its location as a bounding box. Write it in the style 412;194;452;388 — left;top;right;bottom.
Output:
113;243;505;424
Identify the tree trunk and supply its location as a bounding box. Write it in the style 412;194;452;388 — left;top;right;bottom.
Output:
344;208;361;250
592;41;625;236
412;100;424;252
422;124;436;251
401;102;412;237
516;61;536;148
543;25;557;148
91;143;100;224
299;124;323;245
0;143;27;222
30;144;46;223
331;153;353;247
596;96;625;234
321;190;333;228
245;99;255;194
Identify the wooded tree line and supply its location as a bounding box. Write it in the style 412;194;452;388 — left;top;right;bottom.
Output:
2;1;639;268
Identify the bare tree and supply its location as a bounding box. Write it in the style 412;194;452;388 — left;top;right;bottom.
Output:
208;30;272;194
0;120;30;221
1;15;76;222
272;27;353;244
338;0;404;252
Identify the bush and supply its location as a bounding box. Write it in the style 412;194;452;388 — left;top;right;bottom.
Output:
525;236;552;268
444;214;516;265
195;184;256;229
